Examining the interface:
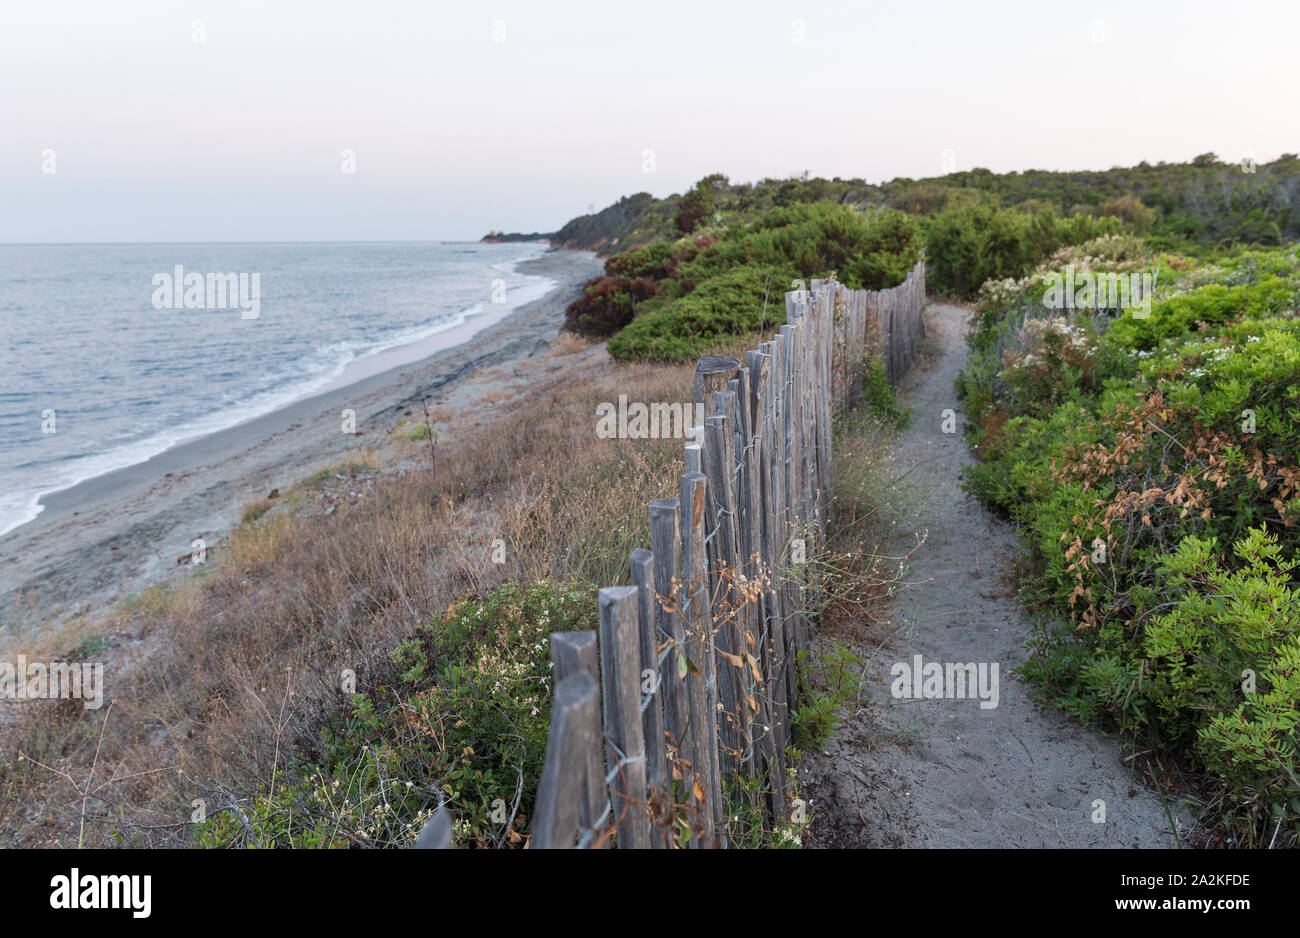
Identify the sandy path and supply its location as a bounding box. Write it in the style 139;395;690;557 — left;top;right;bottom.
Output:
804;303;1185;848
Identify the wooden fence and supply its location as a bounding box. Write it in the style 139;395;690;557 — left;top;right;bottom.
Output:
418;261;927;849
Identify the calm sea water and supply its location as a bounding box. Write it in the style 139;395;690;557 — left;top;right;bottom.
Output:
0;241;554;537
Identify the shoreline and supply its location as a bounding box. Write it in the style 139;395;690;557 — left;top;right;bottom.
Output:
0;242;556;539
0;248;604;633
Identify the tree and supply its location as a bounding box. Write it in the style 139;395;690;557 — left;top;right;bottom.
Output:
676;176;718;234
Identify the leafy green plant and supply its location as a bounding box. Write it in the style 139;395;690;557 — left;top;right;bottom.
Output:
604;203;922;362
957;242;1300;842
194;579;596;848
793;642;863;747
924;202;1123;299
860;352;909;427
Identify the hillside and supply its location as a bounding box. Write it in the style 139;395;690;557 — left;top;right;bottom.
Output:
554;155;1300;256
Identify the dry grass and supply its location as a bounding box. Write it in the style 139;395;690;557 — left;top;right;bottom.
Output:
549;331;595;355
0;325;899;848
0;351;701;846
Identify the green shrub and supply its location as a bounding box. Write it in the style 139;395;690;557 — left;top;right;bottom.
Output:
605;203;923;362
924;203;1122;299
957;244;1300;839
860;353;909;427
564;239;704;336
677;202;921;292
793;642;864;747
194;579;596;848
676;175;721;234
1106;278;1299;349
608;262;793;361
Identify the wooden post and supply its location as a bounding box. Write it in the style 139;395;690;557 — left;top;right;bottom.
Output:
852;289;865;402
685;440;703;475
413;804;452;849
877;292;889;384
778;319;805;711
735;366;767;775
630;548;668;847
681;470;721;845
694;355;741;420
759;338;789;763
743;349;784;821
820;285;834;531
550;631;606;846
648;497;689;846
599;585;651;849
890;290;901;384
705;405;741;781
532;670;600;849
694;353;740;792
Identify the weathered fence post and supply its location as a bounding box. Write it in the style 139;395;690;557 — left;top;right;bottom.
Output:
744;348;784;822
648;497;690;846
532;670;601;849
704;405;742;781
695;355;741;420
681;470;721;845
599;585;651;849
734;365;768;779
762;334;791;756
630;548;668;848
778;320;804;714
550;631;606;847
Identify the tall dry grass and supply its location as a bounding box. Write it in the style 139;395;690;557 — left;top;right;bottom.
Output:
1;352;700;846
0;330;902;848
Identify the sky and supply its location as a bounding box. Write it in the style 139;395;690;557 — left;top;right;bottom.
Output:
2;0;1297;243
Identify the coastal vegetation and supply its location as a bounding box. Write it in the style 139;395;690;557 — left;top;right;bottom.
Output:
553;155;1300;258
563;154;1300;364
957;238;1300;844
569;202;923;360
479;230;554;243
5;154;1298;848
554;156;1300;843
0;320;903;847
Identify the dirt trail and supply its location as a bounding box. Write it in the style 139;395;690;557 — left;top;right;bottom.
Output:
804;303;1185;848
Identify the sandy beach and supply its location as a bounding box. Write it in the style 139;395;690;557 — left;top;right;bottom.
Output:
0;248;604;635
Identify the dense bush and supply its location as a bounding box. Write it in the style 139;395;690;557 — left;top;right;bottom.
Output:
923;203;1123;299
1097;195;1156;232
563;238;704;336
910;155;1300;245
600;202;921;361
676;175;722;233
955;234;1159;436
563;275;643;335
1106;278;1299;349
958;245;1300;839
607;261;795;361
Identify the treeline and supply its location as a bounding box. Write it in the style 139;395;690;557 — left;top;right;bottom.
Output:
554;155;1300;258
479;230;554;243
922;154;1300;245
553;155;1299;361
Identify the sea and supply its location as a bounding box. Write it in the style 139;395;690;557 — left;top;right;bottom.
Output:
0;240;556;537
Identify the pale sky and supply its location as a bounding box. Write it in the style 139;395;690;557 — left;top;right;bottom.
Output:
2;0;1296;243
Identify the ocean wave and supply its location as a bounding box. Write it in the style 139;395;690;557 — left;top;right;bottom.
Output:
0;244;557;539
